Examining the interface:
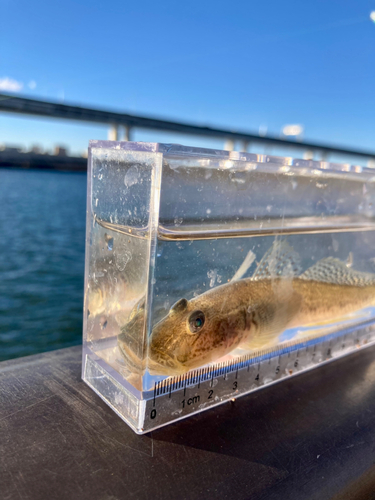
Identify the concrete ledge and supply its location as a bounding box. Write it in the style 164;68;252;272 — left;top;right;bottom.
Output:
2;344;375;499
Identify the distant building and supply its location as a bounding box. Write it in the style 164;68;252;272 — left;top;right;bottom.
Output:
54;146;68;156
0;144;86;171
0;144;23;153
30;145;43;154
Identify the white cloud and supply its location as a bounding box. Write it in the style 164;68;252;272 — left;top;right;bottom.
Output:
0;77;23;92
282;124;304;136
28;80;36;90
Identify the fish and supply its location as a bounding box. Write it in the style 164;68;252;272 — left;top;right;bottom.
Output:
87;255;145;323
118;241;375;376
88;277;133;318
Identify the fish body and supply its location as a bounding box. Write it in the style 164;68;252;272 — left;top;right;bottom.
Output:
118;243;375;376
292;279;375;327
148;277;300;374
147;276;375;375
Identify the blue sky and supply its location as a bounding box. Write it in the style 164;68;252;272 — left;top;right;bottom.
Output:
1;0;375;156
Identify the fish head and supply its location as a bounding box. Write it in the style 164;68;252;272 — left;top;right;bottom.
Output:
148;294;250;375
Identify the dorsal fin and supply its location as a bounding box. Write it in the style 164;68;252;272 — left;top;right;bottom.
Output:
299;257;375;287
252;240;302;281
170;298;188;314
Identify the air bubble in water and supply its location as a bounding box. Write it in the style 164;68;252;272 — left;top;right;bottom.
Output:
207;269;221;288
104;233;114;251
115;250;132;271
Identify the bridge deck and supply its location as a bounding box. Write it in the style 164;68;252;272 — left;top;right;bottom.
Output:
2;92;375;159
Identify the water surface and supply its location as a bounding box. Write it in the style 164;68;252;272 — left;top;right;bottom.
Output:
0;168;87;361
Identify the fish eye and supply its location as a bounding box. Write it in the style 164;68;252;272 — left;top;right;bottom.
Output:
188;311;205;334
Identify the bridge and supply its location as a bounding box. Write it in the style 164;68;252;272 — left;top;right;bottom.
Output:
1;92;374;164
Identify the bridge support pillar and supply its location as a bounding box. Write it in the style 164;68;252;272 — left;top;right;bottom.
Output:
303;150;314;160
240;140;250;153
108;125;119;141
224;139;235;151
124;125;132;142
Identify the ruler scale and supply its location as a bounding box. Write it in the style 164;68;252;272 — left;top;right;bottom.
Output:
142;320;375;432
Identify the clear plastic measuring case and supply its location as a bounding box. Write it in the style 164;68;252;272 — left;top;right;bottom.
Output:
82;140;375;434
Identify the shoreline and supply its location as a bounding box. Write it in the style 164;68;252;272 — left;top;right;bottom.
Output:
0;150;87;172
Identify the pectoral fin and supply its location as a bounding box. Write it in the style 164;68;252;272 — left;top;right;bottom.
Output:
239;290;303;350
231;249;256;281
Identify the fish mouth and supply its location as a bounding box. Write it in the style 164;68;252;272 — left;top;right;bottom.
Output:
118;328;184;375
117;332;145;373
117;313;148;373
148;345;183;373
